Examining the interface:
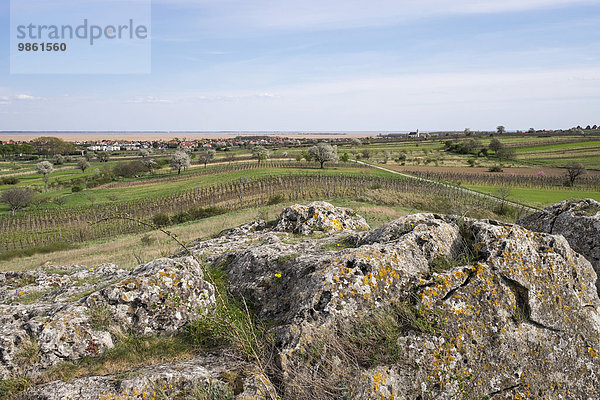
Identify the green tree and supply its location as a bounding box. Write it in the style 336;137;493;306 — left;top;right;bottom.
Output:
96;152;110;162
496;147;516;160
489;138;503;152
30;137;75;156
77;159;90;173
496;125;506;134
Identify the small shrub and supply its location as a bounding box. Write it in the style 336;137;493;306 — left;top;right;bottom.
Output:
140;234;156;246
15;290;50;304
1;176;19;185
187;206;227;220
320;237;357;252
488;165;503;172
152;213;171;227
171;211;190;224
267;194;285;205
71;185;83;193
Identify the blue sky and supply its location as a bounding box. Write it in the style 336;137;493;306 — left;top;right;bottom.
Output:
0;0;599;131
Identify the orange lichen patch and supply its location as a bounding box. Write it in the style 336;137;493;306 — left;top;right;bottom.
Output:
372;371;386;391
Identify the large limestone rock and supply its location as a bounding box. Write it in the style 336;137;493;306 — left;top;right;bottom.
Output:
217;213;600;399
518;199;600;293
4;203;600;399
0;257;215;378
274;201;369;235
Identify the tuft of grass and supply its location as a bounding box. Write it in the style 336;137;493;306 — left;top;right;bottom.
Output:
14;275;36;288
151;380;234;400
66;280;116;303
41;334;196;384
87;304;112;331
185;263;266;358
276;253;299;265
266;193;286;205
14;340;40;367
14;289;51;304
580;204;600;217
320;237;357;252
0;377;30;400
429;256;457;273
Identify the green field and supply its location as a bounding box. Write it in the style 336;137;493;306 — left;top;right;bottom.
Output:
0;164;388;213
1;133;599;265
464;184;600;209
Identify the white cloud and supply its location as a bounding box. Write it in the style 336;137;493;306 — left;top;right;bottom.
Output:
0;94;43;104
128;96;172;104
14;94;38;100
160;0;597;31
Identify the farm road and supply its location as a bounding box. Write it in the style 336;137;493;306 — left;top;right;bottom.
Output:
353;160;540;213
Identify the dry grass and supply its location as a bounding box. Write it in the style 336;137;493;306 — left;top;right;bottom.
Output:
0;205;284;272
39;334;197;384
0;196;478;273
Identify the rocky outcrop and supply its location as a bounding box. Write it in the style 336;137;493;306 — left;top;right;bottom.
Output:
17;354;276;400
274;201;369;235
0;257;215;379
518;199;600;294
4;203;600;399
219;212;600;399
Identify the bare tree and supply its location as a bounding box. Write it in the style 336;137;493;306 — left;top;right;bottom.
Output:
77;159;90;173
35;161;54;191
225;152;236;164
382;150;391;164
308;143;339;169
565;163;586;187
495;186;512;215
1;187;35;215
170;151;191;175
198;149;216;168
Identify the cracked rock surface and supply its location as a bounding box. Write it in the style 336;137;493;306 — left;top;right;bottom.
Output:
3;201;600;399
0;257;215;379
518;198;600;294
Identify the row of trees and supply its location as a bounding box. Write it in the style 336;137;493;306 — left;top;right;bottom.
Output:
444;138;516;160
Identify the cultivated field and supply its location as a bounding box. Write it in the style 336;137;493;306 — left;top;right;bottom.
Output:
0;132;598;267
